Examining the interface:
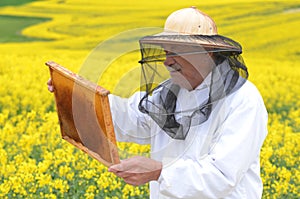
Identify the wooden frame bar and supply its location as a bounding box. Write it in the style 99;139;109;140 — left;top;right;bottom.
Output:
46;61;120;166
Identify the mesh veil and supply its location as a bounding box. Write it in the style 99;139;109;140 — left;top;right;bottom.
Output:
138;35;248;140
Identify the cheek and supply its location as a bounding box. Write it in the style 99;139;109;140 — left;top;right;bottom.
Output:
184;54;214;70
182;65;203;80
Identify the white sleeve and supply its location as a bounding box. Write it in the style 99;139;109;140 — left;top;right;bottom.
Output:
108;93;152;145
157;91;268;198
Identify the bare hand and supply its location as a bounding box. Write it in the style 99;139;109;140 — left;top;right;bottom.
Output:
47;78;54;92
108;156;162;186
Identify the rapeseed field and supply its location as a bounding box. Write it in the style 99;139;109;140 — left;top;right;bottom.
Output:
0;0;299;198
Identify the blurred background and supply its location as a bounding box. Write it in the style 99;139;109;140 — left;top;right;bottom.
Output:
0;0;299;198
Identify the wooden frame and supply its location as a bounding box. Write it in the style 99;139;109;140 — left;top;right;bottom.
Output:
46;61;120;166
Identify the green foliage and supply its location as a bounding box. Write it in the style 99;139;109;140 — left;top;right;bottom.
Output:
0;0;36;7
0;15;50;42
0;0;299;198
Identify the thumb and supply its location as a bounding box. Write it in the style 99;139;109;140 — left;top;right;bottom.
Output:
108;161;124;172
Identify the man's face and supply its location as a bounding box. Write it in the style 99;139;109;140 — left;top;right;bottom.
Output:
163;44;215;90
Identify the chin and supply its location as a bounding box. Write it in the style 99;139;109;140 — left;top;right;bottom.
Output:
171;78;193;91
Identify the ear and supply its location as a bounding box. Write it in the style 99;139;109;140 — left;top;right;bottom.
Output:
207;52;218;68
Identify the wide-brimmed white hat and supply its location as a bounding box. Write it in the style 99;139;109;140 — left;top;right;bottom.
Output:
140;6;242;53
138;7;248;140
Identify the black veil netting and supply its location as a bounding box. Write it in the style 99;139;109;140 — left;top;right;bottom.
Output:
137;34;248;140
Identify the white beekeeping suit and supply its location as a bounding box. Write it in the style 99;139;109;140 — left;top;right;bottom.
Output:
109;6;268;199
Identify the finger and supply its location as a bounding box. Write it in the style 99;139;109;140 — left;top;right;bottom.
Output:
47;78;52;86
48;85;54;92
108;167;118;173
123;175;141;186
113;171;133;179
108;163;124;172
47;79;54;92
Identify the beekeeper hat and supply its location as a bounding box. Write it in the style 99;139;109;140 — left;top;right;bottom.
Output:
140;6;242;53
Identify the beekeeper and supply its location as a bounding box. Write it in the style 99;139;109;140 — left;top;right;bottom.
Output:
47;6;268;199
107;7;268;199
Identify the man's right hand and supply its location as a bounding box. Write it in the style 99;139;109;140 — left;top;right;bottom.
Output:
47;78;54;92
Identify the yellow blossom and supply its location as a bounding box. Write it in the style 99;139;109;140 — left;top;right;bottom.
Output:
0;0;299;198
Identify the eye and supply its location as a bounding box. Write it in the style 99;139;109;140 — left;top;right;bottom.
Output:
165;51;178;57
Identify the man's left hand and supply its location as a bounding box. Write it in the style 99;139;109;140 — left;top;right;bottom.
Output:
108;156;162;186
